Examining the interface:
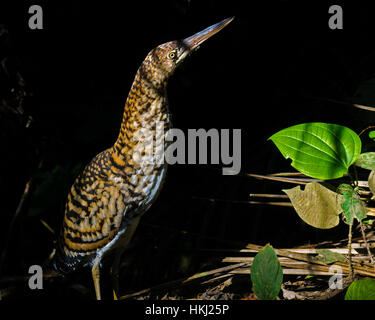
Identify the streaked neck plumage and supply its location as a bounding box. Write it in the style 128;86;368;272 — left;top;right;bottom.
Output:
112;52;171;166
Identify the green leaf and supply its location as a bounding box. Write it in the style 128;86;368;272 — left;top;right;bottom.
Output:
283;182;343;229
250;244;283;300
354;152;375;170
369;130;375;141
362;219;374;224
316;249;347;264
269;123;362;179
337;184;368;225
345;278;375;300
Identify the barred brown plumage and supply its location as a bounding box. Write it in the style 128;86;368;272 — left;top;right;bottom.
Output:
52;17;234;300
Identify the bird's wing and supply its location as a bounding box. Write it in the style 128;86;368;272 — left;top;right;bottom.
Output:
59;152;134;267
62;182;123;256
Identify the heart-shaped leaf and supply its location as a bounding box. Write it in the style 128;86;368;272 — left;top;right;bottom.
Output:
269;123;361;179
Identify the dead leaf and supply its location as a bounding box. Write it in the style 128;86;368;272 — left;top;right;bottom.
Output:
283;182;344;229
368;171;375;200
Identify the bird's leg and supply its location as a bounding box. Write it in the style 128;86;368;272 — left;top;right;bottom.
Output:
91;254;102;300
110;247;125;300
110;218;141;299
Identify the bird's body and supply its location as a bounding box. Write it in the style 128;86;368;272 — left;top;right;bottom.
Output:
53;17;233;299
54;55;171;274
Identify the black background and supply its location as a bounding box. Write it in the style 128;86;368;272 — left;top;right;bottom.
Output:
1;0;375;300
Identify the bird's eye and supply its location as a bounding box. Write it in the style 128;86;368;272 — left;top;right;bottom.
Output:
168;50;177;60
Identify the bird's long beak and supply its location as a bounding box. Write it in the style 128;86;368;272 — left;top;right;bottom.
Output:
182;17;234;52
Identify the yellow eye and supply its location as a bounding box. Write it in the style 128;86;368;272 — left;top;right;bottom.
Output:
168;50;176;60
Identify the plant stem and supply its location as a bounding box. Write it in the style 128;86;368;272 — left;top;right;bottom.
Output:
358;125;375;137
353;166;359;188
348;223;353;278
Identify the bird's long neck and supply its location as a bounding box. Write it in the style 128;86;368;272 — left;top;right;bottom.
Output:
112;62;170;168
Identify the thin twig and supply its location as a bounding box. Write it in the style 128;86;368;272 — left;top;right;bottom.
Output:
249;193;288;199
192;196;293;207
245;173;323;185
353;103;375;112
359;220;375;268
269;172;306;177
40;219;55;235
303;95;375;112
246;201;292;207
358;125;375;137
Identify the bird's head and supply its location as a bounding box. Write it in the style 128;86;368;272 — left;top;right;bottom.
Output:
140;17;234;89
